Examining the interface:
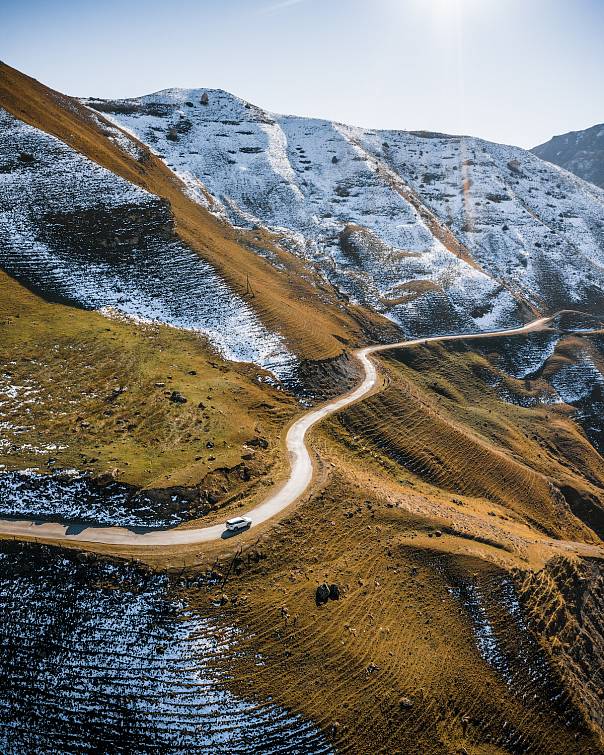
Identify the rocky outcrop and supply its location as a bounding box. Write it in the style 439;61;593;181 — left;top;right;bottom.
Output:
315;583;330;606
315;582;341;606
295;350;364;404
515;557;604;741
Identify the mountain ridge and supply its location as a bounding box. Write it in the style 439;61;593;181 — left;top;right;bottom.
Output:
533;122;604;190
84;85;604;338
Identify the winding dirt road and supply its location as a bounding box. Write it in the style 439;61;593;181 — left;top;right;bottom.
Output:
0;316;555;546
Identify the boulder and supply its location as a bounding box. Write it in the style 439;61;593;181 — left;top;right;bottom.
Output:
315;583;330;606
245;437;269;449
329;584;340;600
169;390;187;404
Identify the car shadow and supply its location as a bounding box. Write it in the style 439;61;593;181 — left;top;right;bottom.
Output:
31;520;88;536
65;523;89;536
220;526;251;539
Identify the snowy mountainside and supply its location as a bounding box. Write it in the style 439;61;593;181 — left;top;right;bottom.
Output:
474;328;604;460
533;123;604;190
0;546;333;753
355;130;604;311
0;107;297;381
87;88;604;335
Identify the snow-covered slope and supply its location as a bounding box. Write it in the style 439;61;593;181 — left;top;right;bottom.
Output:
0;108;297;380
0;546;333;753
533;124;604;190
86;88;604;336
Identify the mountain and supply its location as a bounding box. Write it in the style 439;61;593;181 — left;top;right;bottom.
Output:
84;88;604;336
533;123;604;189
1;63;604;754
0;104;299;379
0;63;392;397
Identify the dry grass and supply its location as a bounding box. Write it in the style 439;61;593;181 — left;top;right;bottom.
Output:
186;461;602;754
177;337;604;754
0;271;296;492
335;339;604;543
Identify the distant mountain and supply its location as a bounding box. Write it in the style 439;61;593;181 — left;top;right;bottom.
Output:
533;123;604;189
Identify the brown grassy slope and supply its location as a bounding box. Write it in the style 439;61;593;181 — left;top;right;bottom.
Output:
7;310;601;751
335;338;604;544
178;338;604;754
0;271;296;492
0;61;396;360
187;463;603;755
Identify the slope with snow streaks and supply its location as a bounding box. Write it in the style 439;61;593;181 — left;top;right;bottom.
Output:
356;129;604;311
0;544;333;754
86;89;518;335
89;87;604;336
0;108;297;381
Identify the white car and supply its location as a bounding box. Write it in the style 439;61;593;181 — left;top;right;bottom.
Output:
225;516;252;532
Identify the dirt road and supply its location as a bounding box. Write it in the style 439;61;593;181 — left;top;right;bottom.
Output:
0;316;556;546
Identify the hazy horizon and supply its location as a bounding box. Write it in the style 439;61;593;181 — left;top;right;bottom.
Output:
2;0;603;149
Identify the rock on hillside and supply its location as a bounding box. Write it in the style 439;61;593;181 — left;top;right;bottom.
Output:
533;123;604;190
85;88;604;336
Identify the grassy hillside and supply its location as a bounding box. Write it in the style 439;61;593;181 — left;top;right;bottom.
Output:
0;271;296;502
181;334;604;754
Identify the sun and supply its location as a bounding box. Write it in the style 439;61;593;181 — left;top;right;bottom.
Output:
427;0;459;10
389;0;479;20
382;0;484;37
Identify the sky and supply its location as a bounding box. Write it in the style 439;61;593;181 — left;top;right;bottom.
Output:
2;0;603;148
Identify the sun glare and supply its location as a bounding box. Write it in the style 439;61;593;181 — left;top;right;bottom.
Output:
399;0;481;22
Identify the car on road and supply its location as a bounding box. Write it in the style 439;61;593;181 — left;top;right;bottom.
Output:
225;516;252;532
